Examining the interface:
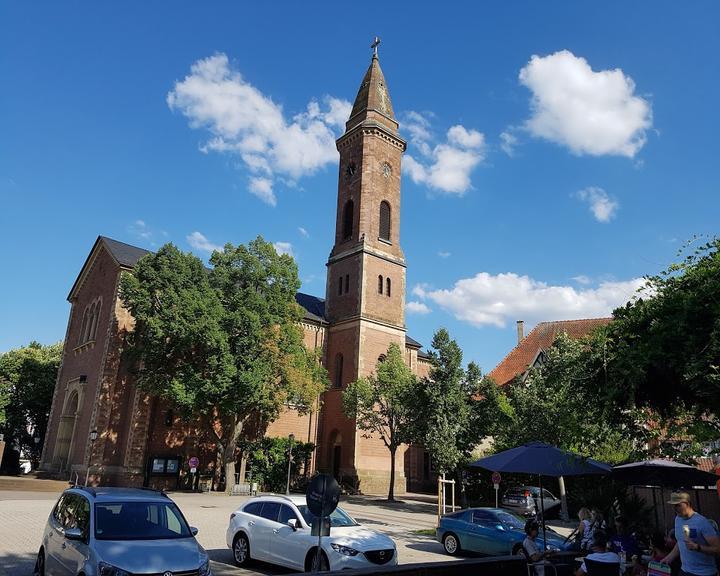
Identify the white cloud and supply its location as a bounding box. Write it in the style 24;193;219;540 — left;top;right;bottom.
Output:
572;275;592;285
168;53;351;205
575;186;619;222
406;301;431;315
402;111;485;196
273;241;294;257
298;227;309;238
187;231;222;254
413;273;645;328
249;177;276;206
438;251;451;258
129;220;152;240
500;131;518;157
519;50;652;157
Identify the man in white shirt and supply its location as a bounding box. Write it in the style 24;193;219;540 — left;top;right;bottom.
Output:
524;519;551;576
576;530;621;576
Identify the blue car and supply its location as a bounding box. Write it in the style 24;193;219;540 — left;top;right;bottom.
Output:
436;507;573;556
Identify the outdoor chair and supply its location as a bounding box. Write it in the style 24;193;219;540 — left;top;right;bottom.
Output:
583;558;621;576
519;544;558;576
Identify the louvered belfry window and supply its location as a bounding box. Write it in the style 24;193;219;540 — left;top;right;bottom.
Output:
379;201;391;241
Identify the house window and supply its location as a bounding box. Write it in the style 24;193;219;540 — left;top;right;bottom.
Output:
344;274;349;294
342;200;354;240
164;409;174;427
338;276;343;296
379;201;391;241
378;275;383;294
386;277;391;297
335;354;344;388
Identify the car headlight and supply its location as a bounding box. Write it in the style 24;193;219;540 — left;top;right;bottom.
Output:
98;562;130;576
331;543;360;556
199;557;211;576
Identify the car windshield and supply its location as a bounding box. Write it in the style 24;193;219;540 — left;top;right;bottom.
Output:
296;505;358;527
495;510;526;529
95;501;192;540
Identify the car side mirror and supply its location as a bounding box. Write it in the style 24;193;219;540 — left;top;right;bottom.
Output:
64;527;84;541
288;518;298;531
190;527;199;536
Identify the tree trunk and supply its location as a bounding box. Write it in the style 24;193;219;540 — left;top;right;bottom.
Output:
223;417;246;495
388;445;396;502
213;446;223;491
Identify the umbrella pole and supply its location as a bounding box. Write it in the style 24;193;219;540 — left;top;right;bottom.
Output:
539;474;547;548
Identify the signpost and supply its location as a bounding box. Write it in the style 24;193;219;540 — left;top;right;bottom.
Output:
491;471;502;508
306;473;340;572
189;456;199;489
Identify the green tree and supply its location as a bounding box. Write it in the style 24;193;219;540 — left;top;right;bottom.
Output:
0;341;63;466
494;332;637;465
120;238;327;490
244;436;315;492
408;329;511;504
342;342;417;501
603;237;720;422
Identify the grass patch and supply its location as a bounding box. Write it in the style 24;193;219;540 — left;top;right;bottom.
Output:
412;528;437;536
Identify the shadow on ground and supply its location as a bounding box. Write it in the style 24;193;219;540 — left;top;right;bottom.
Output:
0;552;36;576
207;549;293;575
342;496;436;514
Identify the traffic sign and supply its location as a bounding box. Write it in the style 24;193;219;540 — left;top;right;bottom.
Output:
189;456;199;469
491;471;502;484
306;473;340;517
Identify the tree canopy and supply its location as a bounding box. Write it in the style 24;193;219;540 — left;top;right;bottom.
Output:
0;341;63;466
342;342;417;501
119;237;327;486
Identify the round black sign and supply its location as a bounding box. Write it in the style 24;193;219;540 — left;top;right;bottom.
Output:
306;473;340;517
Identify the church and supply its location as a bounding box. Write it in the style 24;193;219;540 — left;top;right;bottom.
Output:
40;46;436;494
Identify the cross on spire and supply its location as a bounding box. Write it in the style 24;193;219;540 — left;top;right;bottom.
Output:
371;36;381;58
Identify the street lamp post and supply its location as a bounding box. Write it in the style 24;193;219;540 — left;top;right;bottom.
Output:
286;433;295;495
85;429;98;486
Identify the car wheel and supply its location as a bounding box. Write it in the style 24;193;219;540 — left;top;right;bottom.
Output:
305;549;329;572
442;532;461;555
232;533;250;566
34;548;45;576
512;544;524;556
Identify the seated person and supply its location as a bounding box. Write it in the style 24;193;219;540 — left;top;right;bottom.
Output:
524;519;552;576
610;516;641;558
576;531;621;576
650;532;671;561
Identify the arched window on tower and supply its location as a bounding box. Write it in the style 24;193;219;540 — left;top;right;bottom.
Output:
338;276;343;296
379;201;391;241
378;275;384;294
335;353;344;388
90;300;101;341
344;274;349;294
342;200;354;240
386;277;392;297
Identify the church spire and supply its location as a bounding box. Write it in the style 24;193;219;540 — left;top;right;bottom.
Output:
346;37;397;132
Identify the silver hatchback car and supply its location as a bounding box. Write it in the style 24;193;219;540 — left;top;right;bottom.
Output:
35;486;211;576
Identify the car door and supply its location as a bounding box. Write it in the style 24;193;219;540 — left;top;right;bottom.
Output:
44;494;69;575
466;510;499;553
541;489;558;513
269;504;307;570
252;501;281;563
60;494;91;575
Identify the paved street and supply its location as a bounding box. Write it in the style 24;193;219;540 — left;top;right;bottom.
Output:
0;486;457;576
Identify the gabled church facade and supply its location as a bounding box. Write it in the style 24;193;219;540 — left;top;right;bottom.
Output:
40;48;433;494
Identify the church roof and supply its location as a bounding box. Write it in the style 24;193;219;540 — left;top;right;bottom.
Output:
101;235;151;267
347;53;396;131
487;318;613;386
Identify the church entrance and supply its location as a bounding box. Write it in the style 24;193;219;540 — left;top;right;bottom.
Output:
53;390;79;471
333;445;341;480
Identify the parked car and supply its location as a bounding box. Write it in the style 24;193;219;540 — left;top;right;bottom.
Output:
226;494;398;571
501;486;561;518
35;486;211;576
436;507;572;556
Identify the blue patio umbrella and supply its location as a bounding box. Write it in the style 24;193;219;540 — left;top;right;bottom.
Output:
470;442;611;544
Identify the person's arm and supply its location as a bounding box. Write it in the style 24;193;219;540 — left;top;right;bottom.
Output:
685;533;720;556
661;542;679;564
575;560;587;576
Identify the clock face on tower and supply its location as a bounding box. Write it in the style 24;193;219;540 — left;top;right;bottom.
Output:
345;161;357;180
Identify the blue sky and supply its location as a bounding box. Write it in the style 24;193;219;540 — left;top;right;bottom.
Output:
1;1;718;374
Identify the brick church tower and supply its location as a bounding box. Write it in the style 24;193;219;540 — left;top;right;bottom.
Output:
320;45;409;493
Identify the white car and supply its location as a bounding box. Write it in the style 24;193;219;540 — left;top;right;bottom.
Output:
226;494;398;571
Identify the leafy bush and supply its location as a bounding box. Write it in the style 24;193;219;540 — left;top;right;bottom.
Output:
244;437;314;492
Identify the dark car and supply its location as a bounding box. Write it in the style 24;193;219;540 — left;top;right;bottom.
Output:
501;486;561;518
